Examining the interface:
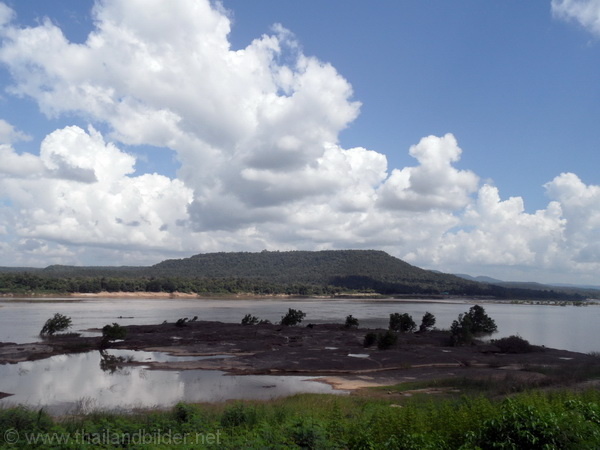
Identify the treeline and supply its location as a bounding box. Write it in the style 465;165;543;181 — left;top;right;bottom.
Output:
0;273;342;296
0;271;587;300
0;250;591;299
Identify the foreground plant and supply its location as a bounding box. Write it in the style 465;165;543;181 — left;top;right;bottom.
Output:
2;389;599;448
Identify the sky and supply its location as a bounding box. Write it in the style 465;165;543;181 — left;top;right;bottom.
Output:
0;0;599;285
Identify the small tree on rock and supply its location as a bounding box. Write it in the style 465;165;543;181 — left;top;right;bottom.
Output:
102;323;127;342
389;313;416;333
241;314;260;325
377;330;398;349
344;314;359;329
419;312;436;333
466;305;497;334
280;308;306;326
450;305;497;346
40;313;72;336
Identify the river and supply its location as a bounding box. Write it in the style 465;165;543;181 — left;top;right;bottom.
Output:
1;297;598;353
1;297;598;413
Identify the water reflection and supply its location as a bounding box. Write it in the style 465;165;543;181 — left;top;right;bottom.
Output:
99;350;131;374
0;350;342;414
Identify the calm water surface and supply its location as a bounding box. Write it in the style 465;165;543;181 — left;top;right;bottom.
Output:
1;297;598;412
0;297;598;352
0;349;340;414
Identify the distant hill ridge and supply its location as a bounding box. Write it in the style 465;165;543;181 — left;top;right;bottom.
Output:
148;249;483;295
152;249;469;288
0;250;594;299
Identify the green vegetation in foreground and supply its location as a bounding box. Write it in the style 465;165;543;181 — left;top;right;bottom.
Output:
1;389;599;448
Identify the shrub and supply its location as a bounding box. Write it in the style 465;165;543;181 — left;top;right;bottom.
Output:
175;318;188;327
389;313;416;333
493;335;533;353
450;313;474;346
467;305;498;334
363;332;377;347
344;314;359;329
466;398;588;449
220;403;257;428
377;330;398;350
289;419;327;449
241;314;260;325
451;305;497;346
40;313;72;336
419;311;436;332
174;402;198;424
102;323;127;342
280;308;306;326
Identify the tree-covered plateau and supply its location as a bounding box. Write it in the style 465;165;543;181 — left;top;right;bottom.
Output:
0;250;590;300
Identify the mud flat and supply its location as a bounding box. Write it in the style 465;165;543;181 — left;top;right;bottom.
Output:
1;320;598;390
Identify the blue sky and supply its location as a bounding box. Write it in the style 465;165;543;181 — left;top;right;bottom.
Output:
0;0;599;285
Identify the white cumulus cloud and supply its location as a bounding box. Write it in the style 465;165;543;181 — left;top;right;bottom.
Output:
552;0;600;36
0;0;598;284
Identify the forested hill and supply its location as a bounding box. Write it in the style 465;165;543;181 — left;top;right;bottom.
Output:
0;250;590;299
152;250;440;282
152;250;471;292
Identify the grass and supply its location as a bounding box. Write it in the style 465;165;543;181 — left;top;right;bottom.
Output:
1;389;599;448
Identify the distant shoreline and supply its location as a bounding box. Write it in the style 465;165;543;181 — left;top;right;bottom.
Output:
0;291;473;302
2;291;596;306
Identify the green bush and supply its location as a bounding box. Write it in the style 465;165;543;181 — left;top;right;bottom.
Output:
389;312;416;333
39;313;72;336
377;330;398;350
220;403;257;428
468;305;497;334
102;323;127;342
344;314;359;329
451;305;497;346
289;418;327;448
363;332;377;347
419;311;436;332
466;397;600;448
493;335;533;353
241;314;260;325
280;308;306;326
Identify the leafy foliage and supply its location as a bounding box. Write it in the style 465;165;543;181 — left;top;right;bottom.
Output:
101;323;127;342
451;305;497;346
467;304;498;334
419;311;436;332
344;314;359;328
389;312;416;333
39;313;72;336
241;314;260;325
280;308;306;326
1;390;599;448
493;335;533;353
377;330;398;349
363;332;377;347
